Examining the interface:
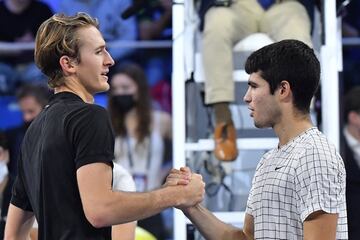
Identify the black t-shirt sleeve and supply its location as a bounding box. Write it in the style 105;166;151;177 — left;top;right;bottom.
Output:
66;105;114;170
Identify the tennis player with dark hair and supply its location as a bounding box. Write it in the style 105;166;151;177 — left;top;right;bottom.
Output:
168;39;348;240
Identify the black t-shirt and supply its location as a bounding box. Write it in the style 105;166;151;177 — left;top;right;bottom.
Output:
11;92;114;240
0;1;53;64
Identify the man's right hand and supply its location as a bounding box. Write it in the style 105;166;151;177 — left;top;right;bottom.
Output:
164;167;192;187
164;167;205;209
176;172;205;210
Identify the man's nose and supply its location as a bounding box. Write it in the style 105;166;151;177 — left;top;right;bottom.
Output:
243;89;250;103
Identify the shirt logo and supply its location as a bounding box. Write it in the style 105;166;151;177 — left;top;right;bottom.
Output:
275;166;284;171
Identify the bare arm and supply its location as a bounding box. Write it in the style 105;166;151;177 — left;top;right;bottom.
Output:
166;168;254;240
303;211;338;240
112;221;137;240
4;204;35;240
77;162;204;228
183;205;254;240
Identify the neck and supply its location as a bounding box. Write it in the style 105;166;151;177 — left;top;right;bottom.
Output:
5;0;30;14
54;78;94;104
274;112;313;147
347;124;360;142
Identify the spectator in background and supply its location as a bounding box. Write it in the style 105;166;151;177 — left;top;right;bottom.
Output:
138;0;172;41
5;84;51;176
108;63;172;239
199;0;313;161
0;132;9;199
0;132;9;235
0;0;52;93
136;0;173;113
0;84;51;239
342;86;360;239
16;84;50;128
59;0;137;62
341;0;360;92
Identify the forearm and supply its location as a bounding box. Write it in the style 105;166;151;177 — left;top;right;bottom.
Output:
4;230;30;240
89;186;181;227
183;204;247;240
78;163;204;228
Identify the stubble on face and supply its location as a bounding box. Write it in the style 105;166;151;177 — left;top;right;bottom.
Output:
247;73;282;129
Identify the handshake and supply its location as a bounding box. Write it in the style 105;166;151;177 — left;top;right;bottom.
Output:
164;167;205;210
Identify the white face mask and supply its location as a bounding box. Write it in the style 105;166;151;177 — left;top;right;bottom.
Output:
0;147;9;182
0;161;8;183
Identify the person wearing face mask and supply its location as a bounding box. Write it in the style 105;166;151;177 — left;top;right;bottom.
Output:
108;62;172;239
0;131;9;235
0;132;9;198
5;84;51;174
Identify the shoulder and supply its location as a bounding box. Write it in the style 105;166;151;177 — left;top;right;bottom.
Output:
301;129;337;158
72;103;108;116
79;104;109;121
64;104;110;129
85;103;109;114
296;128;344;173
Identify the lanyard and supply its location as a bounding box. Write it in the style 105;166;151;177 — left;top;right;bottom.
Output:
126;136;152;170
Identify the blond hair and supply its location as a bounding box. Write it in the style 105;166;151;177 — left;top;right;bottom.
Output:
35;12;99;88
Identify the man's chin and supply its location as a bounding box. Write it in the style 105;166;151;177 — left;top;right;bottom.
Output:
94;84;110;94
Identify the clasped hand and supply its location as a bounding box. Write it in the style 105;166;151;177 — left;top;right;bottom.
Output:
165;167;205;210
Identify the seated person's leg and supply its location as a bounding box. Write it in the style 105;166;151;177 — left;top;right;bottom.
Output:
260;0;312;47
202;0;260;161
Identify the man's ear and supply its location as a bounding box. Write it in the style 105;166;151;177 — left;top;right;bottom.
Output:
278;80;292;101
59;56;76;75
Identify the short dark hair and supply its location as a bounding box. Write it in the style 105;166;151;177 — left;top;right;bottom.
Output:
245;39;320;113
344;86;360;123
16;84;51;107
